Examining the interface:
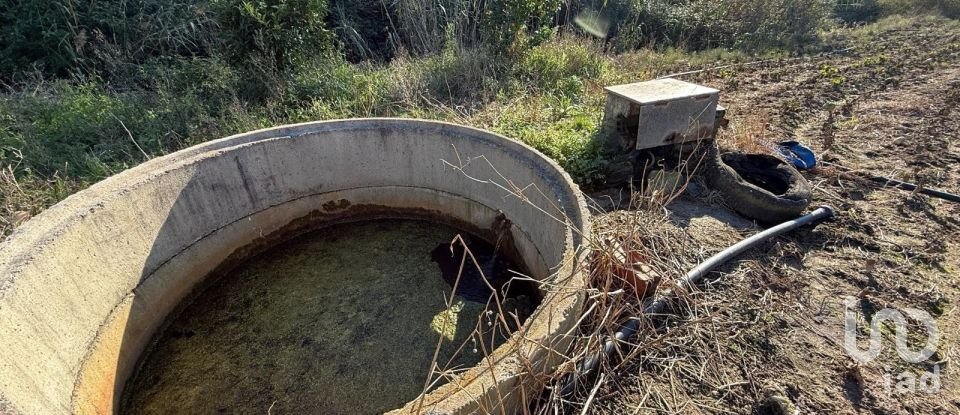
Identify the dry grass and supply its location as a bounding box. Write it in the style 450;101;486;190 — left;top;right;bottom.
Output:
532;194;750;414
415;122;768;414
0;165;81;236
415;193;797;414
420;141;765;414
716;112;774;155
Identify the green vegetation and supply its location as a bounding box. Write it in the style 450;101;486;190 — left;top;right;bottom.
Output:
608;0;831;52
836;0;960;21
1;0;958;235
877;0;960;18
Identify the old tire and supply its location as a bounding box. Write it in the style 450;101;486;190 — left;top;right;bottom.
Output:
705;148;812;224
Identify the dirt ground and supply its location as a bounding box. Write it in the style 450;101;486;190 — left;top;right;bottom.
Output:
573;16;960;414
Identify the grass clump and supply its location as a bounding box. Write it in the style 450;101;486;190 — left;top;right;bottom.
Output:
836;0;960;22
288;57;394;117
415;43;497;104
517;37;608;96
878;0;960;18
0;0;219;77
602;0;831;52
487;97;608;187
212;0;336;101
3;82;149;178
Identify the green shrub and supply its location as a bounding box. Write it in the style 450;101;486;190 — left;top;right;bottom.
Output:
0;0;217;77
418;44;495;102
0;0;337;95
730;0;832;51
877;0;960;18
834;0;882;22
213;0;333;70
326;1;395;62
288;57;394;116
608;0;831;52
517;37;607;97
939;0;960;17
392;0;481;55
494;101;607;186
3;83;138;177
212;0;336;100
390;0;560;60
1;76;247;179
139;57;242;110
353;33;498;105
480;0;561;56
611;0;708;50
0;1;77;76
832;0;960;22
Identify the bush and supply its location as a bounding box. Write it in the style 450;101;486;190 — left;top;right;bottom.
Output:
326;1;395;62
729;0;832;51
0;73;250;179
480;0;562;56
288;57;395;116
877;0;960;18
211;0;336;100
352;34;498;105
517;37;607;96
390;0;560;60
3;83;144;177
392;0;481;55
0;0;217;78
213;0;333;70
493;100;607;186
138;57;241;108
0;0;337;95
833;0;960;22
606;0;831;52
835;0;882;22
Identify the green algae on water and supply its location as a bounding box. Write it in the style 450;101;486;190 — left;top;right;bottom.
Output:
122;219;534;415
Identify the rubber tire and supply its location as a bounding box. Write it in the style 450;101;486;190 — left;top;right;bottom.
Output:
705;147;813;224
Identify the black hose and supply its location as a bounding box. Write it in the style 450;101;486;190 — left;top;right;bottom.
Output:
558;206;836;397
864;175;960;203
821;161;960;203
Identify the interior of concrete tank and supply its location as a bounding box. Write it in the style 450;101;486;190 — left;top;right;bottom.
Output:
121;219;538;414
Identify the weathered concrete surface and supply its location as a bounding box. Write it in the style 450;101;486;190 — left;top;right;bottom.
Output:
602;78;719;152
0;119;590;414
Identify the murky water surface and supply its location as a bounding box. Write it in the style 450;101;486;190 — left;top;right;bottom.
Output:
122;220;534;414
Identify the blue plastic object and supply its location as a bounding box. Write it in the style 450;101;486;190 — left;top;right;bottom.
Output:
777;141;817;170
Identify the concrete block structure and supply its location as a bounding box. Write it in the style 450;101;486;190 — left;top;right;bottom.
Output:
601;78;720;153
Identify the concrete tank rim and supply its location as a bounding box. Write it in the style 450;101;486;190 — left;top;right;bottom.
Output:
0;118;590;280
0;118;592;414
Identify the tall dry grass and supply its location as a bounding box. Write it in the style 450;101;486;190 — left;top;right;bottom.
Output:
716;112;774;154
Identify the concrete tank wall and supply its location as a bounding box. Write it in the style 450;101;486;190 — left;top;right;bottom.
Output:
0;119;590;414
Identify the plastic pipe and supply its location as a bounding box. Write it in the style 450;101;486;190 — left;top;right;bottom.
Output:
864;175;960;203
822;161;960;203
559;206;835;397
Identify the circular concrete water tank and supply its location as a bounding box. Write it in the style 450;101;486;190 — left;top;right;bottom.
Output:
0;119;590;414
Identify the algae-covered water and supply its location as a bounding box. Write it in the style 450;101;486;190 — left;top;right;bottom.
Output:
122;219;535;414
